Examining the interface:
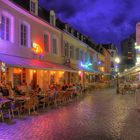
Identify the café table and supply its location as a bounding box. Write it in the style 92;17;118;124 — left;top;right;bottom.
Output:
0;98;11;106
14;96;30;101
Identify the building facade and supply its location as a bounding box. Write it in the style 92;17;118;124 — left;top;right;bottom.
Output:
0;0;112;90
120;33;136;72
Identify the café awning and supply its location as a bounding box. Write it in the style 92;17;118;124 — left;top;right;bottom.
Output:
0;54;77;72
80;67;100;74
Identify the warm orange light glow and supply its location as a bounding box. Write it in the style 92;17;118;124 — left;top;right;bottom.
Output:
33;70;36;73
101;67;104;72
32;43;43;54
59;71;64;75
50;71;56;75
78;71;82;75
14;68;22;74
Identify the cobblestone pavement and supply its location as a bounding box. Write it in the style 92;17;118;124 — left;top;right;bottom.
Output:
0;88;140;140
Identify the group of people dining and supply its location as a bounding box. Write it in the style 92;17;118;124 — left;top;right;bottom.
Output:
0;81;84;122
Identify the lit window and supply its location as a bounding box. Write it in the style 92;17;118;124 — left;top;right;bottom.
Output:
44;33;50;52
52;38;57;54
20;24;27;47
30;1;36;13
1;15;10;41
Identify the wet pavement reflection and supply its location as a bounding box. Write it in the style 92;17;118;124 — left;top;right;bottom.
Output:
0;88;140;140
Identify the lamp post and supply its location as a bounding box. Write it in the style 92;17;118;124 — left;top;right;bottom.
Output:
114;57;120;94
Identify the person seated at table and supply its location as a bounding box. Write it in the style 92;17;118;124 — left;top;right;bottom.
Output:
21;82;28;93
8;86;15;99
49;87;57;101
61;84;68;91
13;85;24;96
72;84;76;90
2;86;9;97
0;87;3;98
28;83;33;93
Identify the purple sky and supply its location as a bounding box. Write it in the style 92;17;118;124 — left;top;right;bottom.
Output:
39;0;140;50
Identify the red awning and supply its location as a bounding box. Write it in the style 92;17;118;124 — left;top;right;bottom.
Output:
0;54;77;72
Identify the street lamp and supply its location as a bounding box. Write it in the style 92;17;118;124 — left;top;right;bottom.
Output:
115;57;120;64
114;57;120;94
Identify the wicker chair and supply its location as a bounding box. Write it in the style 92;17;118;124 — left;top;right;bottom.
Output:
1;102;12;120
0;105;4;122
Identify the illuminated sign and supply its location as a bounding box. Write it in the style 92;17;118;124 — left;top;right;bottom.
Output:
32;43;43;55
80;62;92;68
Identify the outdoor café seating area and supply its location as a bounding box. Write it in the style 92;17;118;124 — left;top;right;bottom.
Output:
0;82;84;122
118;80;137;95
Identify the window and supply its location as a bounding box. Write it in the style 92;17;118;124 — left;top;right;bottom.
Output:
52;38;57;54
70;46;74;59
85;52;87;63
65;24;69;31
83;52;86;63
50;15;54;25
1;15;10;41
90;55;93;63
30;1;36;13
80;50;84;61
111;51;114;57
77;32;79;38
81;35;83;41
44;33;49;52
71;29;74;34
76;48;79;60
64;42;69;57
20;24;27;47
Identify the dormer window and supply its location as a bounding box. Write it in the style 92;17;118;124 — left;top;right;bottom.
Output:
31;1;35;13
81;35;83;41
30;0;38;15
65;24;69;31
71;29;74;34
50;10;56;26
77;32;79;38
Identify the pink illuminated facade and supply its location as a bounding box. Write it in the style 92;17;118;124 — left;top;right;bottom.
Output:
0;0;112;89
0;0;65;88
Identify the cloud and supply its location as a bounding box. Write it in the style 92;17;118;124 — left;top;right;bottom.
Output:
39;0;140;50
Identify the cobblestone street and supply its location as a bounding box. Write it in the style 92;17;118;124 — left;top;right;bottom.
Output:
0;88;140;140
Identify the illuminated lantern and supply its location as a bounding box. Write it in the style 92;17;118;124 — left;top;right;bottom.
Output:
32;43;43;55
78;71;82;75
